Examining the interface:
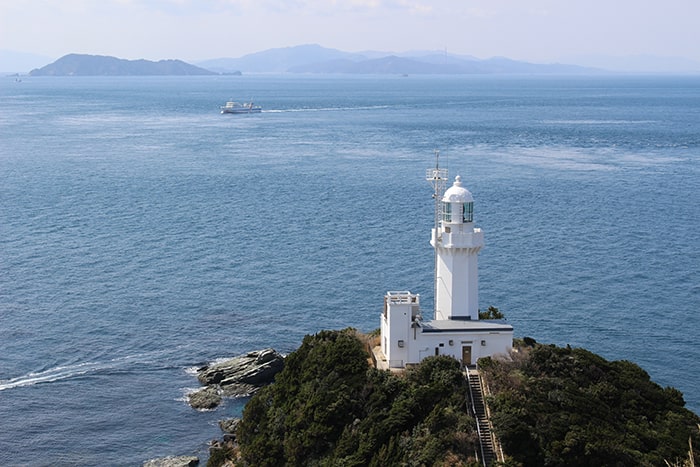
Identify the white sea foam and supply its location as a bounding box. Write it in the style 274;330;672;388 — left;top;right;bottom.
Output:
0;349;184;391
541;119;656;125
0;361;104;391
263;105;389;113
184;365;201;376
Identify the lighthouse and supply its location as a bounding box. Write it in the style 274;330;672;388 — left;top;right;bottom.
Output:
431;175;483;321
379;157;513;369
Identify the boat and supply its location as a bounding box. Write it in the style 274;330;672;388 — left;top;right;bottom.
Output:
220;101;262;114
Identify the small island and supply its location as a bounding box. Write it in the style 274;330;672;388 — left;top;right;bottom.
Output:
29;54;216;76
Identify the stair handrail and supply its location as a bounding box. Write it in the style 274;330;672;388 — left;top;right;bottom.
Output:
476;363;505;463
465;366;488;466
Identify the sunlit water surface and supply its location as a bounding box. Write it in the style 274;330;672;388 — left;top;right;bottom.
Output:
1;74;698;465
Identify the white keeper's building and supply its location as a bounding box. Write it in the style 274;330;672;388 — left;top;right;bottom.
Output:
379;166;513;369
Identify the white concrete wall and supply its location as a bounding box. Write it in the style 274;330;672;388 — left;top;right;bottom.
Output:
382;292;420;368
406;329;512;366
434;226;483;321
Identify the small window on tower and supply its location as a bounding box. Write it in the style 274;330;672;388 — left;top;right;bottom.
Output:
463;202;473;223
442;202;452;222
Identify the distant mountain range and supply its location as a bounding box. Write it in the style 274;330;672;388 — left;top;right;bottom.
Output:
196;44;597;74
7;44;700;76
29;54;215;76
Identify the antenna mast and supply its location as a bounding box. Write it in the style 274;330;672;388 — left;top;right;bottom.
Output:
426;150;448;318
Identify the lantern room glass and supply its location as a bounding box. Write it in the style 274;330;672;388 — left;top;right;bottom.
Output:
442;201;473;223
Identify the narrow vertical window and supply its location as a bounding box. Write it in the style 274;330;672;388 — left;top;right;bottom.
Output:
442;202;452;222
462;202;473;222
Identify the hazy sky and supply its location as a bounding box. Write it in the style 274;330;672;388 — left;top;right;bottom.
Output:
2;0;699;63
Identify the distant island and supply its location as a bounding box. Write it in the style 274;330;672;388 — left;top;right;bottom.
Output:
29;54;216;76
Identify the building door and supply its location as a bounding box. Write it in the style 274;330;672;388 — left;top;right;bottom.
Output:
462;346;472;366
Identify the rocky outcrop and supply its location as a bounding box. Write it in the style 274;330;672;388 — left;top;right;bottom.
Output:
142;455;199;467
188;348;284;410
198;348;284;386
187;386;221;410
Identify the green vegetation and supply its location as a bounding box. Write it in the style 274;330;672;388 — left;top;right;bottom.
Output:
480;340;700;466
234;328;480;467
479;306;505;320
209;329;698;466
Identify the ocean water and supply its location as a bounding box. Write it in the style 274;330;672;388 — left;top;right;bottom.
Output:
1;74;698;465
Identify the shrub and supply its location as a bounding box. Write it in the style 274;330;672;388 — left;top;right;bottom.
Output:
481;342;700;466
236;329;479;466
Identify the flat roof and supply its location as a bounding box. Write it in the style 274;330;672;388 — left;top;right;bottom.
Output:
421;319;513;333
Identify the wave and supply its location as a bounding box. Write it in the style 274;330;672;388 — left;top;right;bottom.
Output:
263;105;390;113
0;349;184;391
541;119;656;125
0;361;105;390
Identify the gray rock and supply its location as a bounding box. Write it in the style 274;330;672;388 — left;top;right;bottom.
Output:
197;348;284;387
189;348;284;410
143;455;199;467
187;386;221;410
220;382;258;398
219;417;240;434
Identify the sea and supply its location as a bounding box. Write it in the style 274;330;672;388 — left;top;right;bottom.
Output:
1;73;699;466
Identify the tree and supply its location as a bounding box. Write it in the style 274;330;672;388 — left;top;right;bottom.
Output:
235;329;480;466
479;305;505;320
481;342;700;466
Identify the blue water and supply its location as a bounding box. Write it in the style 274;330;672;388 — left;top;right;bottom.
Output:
1;74;699;465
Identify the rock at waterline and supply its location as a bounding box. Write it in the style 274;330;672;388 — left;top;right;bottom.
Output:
142;455;199;467
189;348;284;409
197;348;284;386
187;386;221;410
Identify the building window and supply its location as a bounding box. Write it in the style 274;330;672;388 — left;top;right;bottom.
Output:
442;202;452;222
443;202;473;223
463;202;474;222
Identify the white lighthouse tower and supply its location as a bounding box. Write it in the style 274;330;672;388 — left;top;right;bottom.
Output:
431;175;483;321
379;155;512;369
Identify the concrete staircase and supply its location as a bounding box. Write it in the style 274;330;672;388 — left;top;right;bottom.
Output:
466;366;500;466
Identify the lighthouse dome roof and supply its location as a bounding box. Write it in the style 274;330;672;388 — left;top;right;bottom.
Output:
442;175;473;203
